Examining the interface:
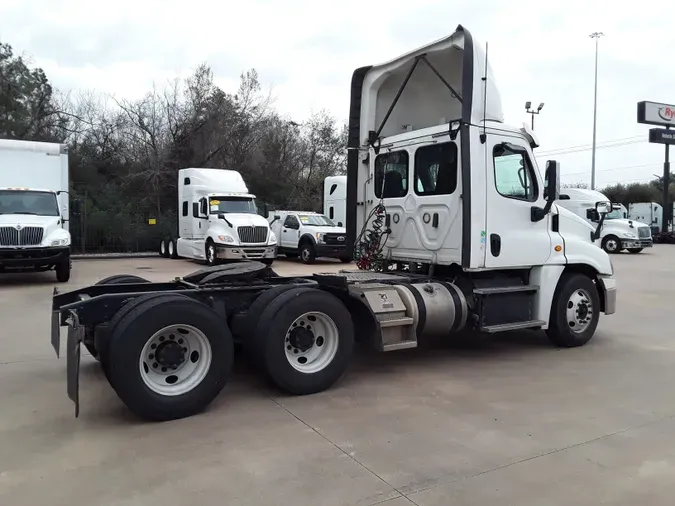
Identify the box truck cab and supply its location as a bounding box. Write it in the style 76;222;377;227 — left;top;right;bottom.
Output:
161;168;277;265
557;188;652;253
628;201;673;235
0;139;72;282
324;175;347;227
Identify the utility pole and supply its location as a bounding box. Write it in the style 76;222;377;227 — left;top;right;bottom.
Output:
525;101;544;130
590;31;604;190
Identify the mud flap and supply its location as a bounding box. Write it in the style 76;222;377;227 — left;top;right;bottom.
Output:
66;314;83;418
51;311;60;358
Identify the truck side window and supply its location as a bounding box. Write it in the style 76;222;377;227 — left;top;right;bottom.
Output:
374;151;408;199
182;201;188;217
284;215;299;229
330;184;338;195
493;144;538;202
414;142;458;196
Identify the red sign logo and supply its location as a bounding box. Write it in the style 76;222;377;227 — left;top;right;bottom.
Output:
657;107;675;122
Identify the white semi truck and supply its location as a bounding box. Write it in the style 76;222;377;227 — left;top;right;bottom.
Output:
557;188;652;253
159;168;277;265
0;139;72;282
51;25;616;422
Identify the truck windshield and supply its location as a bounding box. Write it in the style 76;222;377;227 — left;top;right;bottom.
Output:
605;210;623;220
209;197;258;215
299;215;336;227
0;190;59;216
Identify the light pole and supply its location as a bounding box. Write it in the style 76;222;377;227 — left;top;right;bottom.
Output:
525;101;544;130
590;31;604;190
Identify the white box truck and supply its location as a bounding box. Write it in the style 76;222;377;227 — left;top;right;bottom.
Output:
557;188;652;253
159;168;277;265
0;139;72;281
52;26;617;422
324;175;347;227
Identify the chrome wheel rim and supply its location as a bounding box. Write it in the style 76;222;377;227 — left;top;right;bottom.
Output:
605;239;618;252
566;288;593;333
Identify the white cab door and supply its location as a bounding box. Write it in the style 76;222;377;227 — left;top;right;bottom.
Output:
485;137;553;268
281;214;300;248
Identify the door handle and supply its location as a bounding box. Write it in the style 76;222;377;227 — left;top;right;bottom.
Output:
490;234;501;257
199;222;201;229
432;213;439;228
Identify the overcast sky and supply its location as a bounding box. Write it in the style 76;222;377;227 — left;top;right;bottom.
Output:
1;0;673;189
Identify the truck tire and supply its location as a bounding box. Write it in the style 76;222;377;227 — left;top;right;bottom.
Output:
159;239;169;258
299;242;316;264
628;248;643;254
183;261;269;284
55;261;71;283
546;273;600;348
251;287;354;395
169;239;179;259
601;235;621;254
106;294;233;421
96;274;150;285
205;240;218;266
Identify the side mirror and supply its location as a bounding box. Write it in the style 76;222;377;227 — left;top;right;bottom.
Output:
543;160;560;202
595;201;611;215
199;198;208;217
217;213;225;220
274;215;281;220
586;209;600;222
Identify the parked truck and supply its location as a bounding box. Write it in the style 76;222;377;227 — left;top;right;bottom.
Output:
50;25;616;422
268;210;350;263
557;188;652;253
159;168;277;265
0;139;72;282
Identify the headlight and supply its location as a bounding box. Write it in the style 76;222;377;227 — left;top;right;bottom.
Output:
50;238;70;246
622;232;636;238
315;232;325;244
217;235;235;243
269;231;277;244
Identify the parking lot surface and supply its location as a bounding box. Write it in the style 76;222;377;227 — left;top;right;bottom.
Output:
1;250;675;505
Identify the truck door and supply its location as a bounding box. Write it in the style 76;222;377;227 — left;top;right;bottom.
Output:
281;214;300;249
485;137;553;268
190;198;208;258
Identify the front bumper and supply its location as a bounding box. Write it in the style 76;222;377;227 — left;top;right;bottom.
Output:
315;243;348;258
215;244;277;260
0;246;70;268
598;275;617;315
621;239;652;249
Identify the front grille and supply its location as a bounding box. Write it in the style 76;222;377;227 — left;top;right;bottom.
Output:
0;226;43;246
323;233;346;245
237;226;267;244
638;226;651;239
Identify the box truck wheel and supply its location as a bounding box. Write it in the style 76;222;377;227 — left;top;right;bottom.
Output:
106;294;233;421
601;235;621;254
205;240;218;266
251;287;354;395
546;273;600;348
55;261;71;283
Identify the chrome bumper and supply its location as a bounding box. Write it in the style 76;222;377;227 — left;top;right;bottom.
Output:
598;275;617;315
215;244;277;260
621;239;652;249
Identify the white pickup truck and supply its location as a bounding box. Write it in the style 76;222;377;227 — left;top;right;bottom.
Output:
268;210;350;264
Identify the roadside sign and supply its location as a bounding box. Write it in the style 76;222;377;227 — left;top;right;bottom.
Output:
637;101;675;127
649;128;675;145
148;218;157;225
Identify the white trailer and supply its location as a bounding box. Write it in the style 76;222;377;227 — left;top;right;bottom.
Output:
557;188;652;253
52;26;617;422
160;168;277;265
0;139;72;281
628;201;674;233
324;175;347;227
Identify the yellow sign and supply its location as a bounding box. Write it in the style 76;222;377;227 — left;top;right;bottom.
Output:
148;218;157;225
210;200;220;206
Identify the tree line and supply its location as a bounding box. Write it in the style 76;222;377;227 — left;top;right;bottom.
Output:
0;42;346;252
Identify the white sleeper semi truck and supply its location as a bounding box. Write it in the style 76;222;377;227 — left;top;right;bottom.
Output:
51;26;616;422
159;168;277;265
0;139;72;282
557;188;652;254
